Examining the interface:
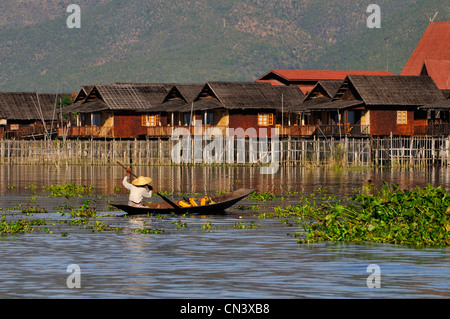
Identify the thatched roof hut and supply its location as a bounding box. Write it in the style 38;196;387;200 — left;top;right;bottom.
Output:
285;80;343;113
62;83;174;113
174;81;305;112
334;75;445;106
139;84;204;113
72;85;93;103
0;92;57;121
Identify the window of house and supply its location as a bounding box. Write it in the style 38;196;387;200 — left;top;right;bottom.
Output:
258;113;274;126
183;113;192;126
92;113;101;126
142;114;160;127
10;124;19;130
397;111;407;124
205;112;214;125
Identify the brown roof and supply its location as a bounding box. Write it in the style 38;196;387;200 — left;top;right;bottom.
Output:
418;99;450;110
0;92;57;120
337;75;445;106
200;81;305;110
441;90;450;99
303;80;343;101
140;84;204;113
73;85;94;103
258;70;395;81
66;83;174;112
304;100;364;111
62;100;109;113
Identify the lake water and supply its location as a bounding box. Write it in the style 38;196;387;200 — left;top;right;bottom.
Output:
0;165;449;300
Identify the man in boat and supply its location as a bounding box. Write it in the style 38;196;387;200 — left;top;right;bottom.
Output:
123;168;153;208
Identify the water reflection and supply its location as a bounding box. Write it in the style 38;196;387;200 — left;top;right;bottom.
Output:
1;165;450;197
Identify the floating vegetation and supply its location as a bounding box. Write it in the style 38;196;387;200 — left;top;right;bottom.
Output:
233;221;258;229
133;227;164;234
249;192;278;201
235;205;261;211
200;222;217;230
172;219;188;230
274;183;450;247
0;215;47;234
21;206;48;215
68;200;98;218
43;182;94;197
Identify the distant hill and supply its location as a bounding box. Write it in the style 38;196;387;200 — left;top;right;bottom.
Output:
0;0;448;93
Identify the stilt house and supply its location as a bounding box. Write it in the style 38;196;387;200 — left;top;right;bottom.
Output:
0;92;57;139
143;81;305;138
59;83;173;139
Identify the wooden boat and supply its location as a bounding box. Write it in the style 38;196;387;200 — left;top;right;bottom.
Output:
111;188;255;215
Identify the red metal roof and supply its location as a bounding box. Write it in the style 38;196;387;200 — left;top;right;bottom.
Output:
256;79;285;86
401;21;450;84
422;59;450;89
258;69;394;81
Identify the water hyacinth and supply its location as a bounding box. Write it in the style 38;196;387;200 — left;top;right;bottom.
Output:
278;182;450;247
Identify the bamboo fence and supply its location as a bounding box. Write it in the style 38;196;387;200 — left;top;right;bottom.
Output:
0;136;449;167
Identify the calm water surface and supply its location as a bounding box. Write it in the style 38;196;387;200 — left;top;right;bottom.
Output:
0;165;449;299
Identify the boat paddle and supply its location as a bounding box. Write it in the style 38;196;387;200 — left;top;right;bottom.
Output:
116;161;180;209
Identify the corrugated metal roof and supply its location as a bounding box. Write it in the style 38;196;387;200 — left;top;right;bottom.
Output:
422;59;450;89
401;21;450;85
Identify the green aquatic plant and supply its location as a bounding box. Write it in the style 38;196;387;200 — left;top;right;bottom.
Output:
43;182;94;197
249;191;277;201
0;215;47;234
172;219;188;229
233;221;258;229
200;222;217;230
133;227;164;234
21;206;48;215
279;183;450;247
69;200;98;218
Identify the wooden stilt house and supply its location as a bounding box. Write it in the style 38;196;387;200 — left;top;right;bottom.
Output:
295;75;446;137
140;84;204;137
59;83;173;139
0;92;58;139
144;81;305;138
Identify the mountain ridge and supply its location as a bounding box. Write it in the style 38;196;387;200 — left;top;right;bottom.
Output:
0;0;448;93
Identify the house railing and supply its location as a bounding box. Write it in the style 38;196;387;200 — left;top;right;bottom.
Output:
414;124;450;136
5;125;56;139
147;125;228;137
58;126;114;138
146;124;372;138
277;124;370;137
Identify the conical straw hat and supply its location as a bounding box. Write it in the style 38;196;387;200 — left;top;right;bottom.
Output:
131;176;152;186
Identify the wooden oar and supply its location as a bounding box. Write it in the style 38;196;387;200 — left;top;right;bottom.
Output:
117;161;180;209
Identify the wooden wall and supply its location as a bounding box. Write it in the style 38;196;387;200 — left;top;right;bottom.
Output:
228;109;277;137
369;108;415;136
113;113;147;138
